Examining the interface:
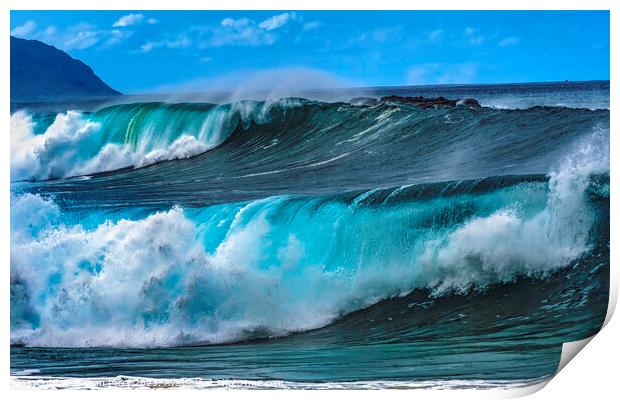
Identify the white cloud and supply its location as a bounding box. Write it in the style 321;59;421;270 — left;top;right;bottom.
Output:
303;21;321;31
13;20;133;51
137;17;276;52
42;26;58;37
11;20;37;37
139;35;191;53
221;17;251;29
498;37;520;47
147;18;158;25
258;12;297;31
139;42;159;53
61;24;102;50
463;27;484;45
137;12;307;52
105;29;134;46
428;29;443;41
113;13;144;28
204;17;275;47
406;62;479;85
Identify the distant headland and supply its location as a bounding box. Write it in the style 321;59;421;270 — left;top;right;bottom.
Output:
10;36;121;102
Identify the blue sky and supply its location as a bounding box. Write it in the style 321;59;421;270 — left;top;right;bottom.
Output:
10;10;610;93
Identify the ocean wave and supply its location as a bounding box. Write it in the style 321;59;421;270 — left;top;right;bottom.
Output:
10;100;288;181
11;98;609;184
10;130;608;347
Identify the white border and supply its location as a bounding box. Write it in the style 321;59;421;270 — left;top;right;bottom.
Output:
1;1;617;399
2;0;618;10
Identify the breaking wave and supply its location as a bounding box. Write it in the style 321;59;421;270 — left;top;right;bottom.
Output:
10;128;608;347
10;98;609;184
10;100;293;180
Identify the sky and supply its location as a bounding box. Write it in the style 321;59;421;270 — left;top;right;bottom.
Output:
10;10;610;94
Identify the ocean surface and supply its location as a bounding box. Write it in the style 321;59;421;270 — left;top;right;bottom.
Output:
10;81;610;389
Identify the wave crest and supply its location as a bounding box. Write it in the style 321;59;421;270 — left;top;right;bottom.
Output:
11;99;609;184
10;100;288;180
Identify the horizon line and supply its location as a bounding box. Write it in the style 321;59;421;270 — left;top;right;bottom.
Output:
122;79;610;97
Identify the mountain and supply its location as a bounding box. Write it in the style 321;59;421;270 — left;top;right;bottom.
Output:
10;36;121;102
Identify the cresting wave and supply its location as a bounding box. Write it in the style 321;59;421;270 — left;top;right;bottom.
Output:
10;100;293;180
10;128;608;348
10;97;609;182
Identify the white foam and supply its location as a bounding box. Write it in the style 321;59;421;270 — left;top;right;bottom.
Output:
10;108;234;180
136;135;210;167
10;375;550;390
